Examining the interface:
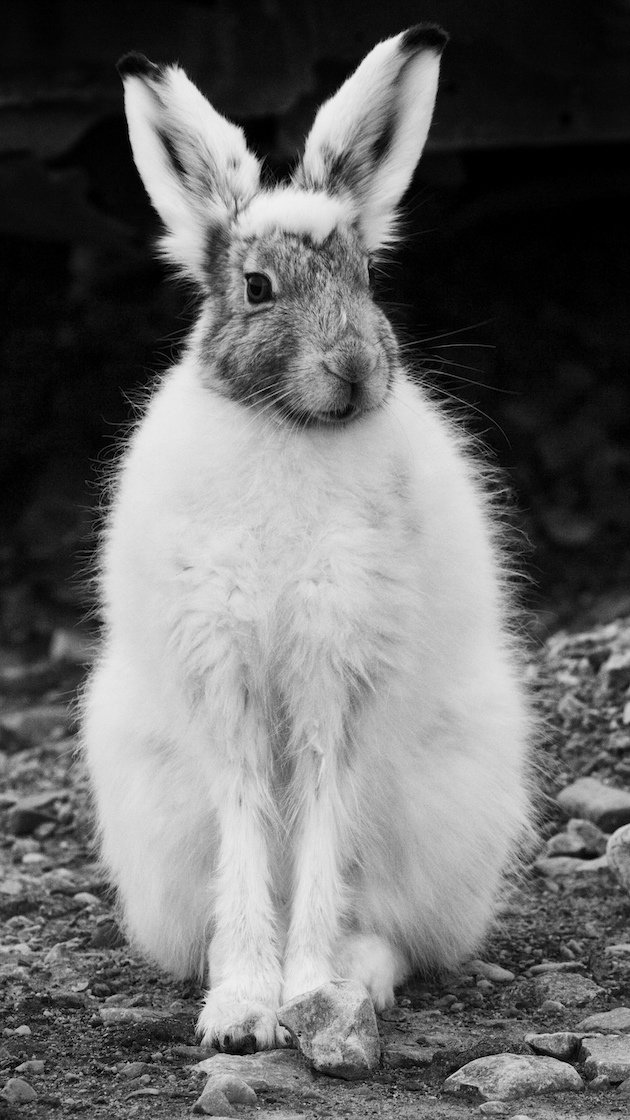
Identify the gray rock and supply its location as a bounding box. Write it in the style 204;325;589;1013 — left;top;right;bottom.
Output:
607;824;630;891
545;818;608;858
14;1060;45;1074
605;943;630;958
382;1042;435;1069
576;1007;630;1033
2;1077;38;1103
278;980;380;1080
251;1114;307;1120
192;1073;257;1115
99;1006;171;1025
192;1088;235;1117
206;1074;257;1104
44;939;82;966
194;1050;314;1092
73;891;102;907
0;705;71;743
528;961;585;974
588;1074;612;1089
119;1061;150;1079
533;855;608;878
443;1053;584;1101
173;1043;210;1060
89;918;125;945
97;1005;190;1042
7;806;55;837
525;1031;580;1060
90;917;126;949
533;972;605;1008
557;777;630;832
581;1034;630;1082
468;960;515;983
600;650;630;690
377;1006;406;1022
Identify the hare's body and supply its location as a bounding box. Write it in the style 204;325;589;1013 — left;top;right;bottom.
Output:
83;25;530;1051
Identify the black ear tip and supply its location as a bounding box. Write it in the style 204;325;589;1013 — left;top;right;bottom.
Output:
117;51;161;80
402;24;449;55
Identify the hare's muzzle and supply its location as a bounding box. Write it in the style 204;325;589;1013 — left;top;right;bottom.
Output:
317;343;385;422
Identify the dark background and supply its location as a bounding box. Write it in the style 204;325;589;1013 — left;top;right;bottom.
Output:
1;0;630;660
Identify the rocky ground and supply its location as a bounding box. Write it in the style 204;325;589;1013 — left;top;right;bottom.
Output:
1;614;630;1119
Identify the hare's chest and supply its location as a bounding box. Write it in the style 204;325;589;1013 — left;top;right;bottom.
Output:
180;475;419;691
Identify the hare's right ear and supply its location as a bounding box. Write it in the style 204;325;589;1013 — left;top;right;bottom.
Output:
296;26;447;251
118;53;260;284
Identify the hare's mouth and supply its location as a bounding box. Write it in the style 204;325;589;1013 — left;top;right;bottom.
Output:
280;401;361;428
319;402;357;423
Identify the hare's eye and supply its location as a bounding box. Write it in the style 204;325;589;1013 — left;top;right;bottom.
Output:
245;272;273;305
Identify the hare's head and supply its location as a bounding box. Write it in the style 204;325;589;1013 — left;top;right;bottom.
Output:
119;26;446;425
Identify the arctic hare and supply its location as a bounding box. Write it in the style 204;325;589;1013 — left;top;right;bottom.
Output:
82;25;530;1053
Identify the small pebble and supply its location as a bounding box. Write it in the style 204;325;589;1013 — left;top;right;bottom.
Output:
589;1073;612;1089
14;1060;44;1074
119;1061;150;1079
73;892;102;907
191;1086;235;1115
576;1007;630;1033
607;825;630;892
477;1102;510;1115
468;960;515;983
557;777;630;832
526;1032;580;1060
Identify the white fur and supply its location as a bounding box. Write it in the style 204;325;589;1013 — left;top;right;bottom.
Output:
84;367;529;1042
235;188;351;244
83;29;530;1053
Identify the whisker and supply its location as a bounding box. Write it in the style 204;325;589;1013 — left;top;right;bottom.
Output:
430;343;495;350
417;319;495;345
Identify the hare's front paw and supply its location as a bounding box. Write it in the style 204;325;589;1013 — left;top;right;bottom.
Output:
197;986;290;1053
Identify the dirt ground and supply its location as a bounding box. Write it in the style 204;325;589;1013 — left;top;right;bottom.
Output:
1;610;630;1120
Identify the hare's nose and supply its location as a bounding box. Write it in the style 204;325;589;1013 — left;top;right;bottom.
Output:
322;345;378;384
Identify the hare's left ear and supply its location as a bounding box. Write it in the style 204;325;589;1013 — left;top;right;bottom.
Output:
118;53;261;283
296;25;447;251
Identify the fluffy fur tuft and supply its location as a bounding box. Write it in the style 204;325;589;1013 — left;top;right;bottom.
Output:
82;28;531;1054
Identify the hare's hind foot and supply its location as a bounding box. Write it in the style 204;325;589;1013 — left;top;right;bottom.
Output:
337;933;408;1011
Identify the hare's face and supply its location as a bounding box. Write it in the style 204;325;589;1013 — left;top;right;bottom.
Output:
118;26;446;422
201;201;398;426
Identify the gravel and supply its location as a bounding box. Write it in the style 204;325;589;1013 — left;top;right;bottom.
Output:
2;615;630;1118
